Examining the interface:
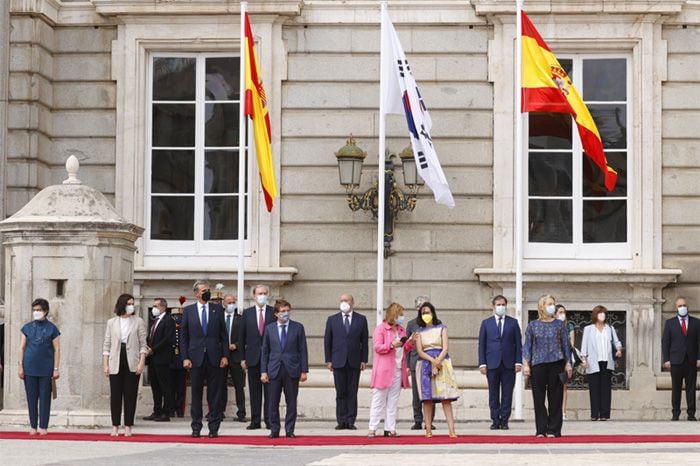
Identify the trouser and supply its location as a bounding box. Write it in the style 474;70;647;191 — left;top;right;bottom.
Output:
333;365;361;426
587;361;612;419
109;344;140;427
24;375;52;429
169;368;186;415
247;363;269;426
368;369;402;432
530;360;565;436
671;356;697;418
268;365;300;434
487;363;516;424
221;363;246;419
149;362;173;416
189;362;224;433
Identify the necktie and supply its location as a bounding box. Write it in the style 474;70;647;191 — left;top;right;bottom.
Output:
225;314;232;343
344;315;350;334
280;324;287;348
201;305;208;336
682;317;687;337
149;319;157;344
498;317;503;337
258;308;265;336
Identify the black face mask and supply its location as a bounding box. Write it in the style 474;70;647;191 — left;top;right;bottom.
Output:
201;290;211;302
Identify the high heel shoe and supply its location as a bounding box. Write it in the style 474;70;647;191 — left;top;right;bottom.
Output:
425;431;433;438
124;426;133;437
449;432;457;438
38;429;48;436
367;430;376;438
29;429;37;436
110;426;119;437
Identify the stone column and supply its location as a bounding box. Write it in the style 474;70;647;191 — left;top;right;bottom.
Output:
0;156;143;426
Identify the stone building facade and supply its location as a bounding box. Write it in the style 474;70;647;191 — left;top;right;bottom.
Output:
0;0;699;421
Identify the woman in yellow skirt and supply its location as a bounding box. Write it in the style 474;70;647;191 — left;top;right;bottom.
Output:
415;302;459;438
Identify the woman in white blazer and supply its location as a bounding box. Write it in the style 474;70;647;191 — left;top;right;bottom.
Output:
102;293;147;437
580;305;622;421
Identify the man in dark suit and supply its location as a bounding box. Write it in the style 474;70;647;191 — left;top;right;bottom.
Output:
220;293;247;422
662;296;700;421
478;294;522;430
240;284;276;429
181;280;229;438
144;298;176;422
323;293;368;430
261;299;308;438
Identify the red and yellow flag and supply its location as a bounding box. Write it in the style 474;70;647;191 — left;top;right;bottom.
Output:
521;11;617;192
244;13;277;212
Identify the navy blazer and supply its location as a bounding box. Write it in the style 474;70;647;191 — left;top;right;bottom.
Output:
180;302;227;368
226;312;245;364
241;305;276;366
478;315;523;369
662;315;700;365
261;320;309;379
323;312;369;369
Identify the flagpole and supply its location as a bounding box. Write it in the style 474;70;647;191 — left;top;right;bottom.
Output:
514;0;524;421
376;0;388;326
237;1;248;310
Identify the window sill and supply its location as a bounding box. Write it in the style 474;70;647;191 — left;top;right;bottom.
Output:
135;266;298;284
474;268;681;288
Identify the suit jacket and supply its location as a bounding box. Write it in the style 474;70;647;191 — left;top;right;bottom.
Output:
405;317;421;370
478;315;522;370
241;305;276;366
580;323;622;374
180;302;227;368
102;315;148;374
261;320;309;379
662;315;700;365
147;314;176;365
225;311;245;364
323;311;369;369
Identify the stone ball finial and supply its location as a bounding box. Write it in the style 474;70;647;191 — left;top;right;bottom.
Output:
63;154;82;185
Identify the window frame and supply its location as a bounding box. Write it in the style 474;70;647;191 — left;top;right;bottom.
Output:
524;53;633;261
144;51;253;258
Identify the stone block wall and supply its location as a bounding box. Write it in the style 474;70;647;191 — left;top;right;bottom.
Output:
279;20;494;368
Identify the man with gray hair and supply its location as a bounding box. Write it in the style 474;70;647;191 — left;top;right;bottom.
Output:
406;295;433;430
240;284;276;430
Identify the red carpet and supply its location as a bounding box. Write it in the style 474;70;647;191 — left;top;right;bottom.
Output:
1;431;699;445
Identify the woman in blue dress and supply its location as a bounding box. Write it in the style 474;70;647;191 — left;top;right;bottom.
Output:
415;302;459;438
18;298;61;436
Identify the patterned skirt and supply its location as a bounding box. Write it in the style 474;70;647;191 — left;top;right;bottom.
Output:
416;348;460;401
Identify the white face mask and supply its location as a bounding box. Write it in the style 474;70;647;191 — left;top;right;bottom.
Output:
557;314;566;322
226;304;237;314
597;312;606;322
678;306;688;317
151;308;161;318
339;302;351;313
495;305;507;316
278;311;290;323
546;305;556;316
125;304;135;315
256;295;268;307
33;311;45;321
396;315;405;325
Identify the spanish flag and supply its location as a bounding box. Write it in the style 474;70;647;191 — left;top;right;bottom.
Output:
244;13;277;212
521;11;617;192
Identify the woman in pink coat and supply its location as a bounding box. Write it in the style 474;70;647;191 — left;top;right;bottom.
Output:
368;303;411;437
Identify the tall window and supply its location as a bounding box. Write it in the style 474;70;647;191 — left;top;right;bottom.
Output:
526;56;629;259
147;54;249;255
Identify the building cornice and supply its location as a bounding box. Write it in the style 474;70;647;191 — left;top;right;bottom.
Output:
91;0;302;16
471;0;688;15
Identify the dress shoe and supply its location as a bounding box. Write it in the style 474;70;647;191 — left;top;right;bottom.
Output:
410;422;422;430
286;432;296;438
500;423;509;430
191;430;201;438
346;424;357;430
689;416;697;421
237;416;247;423
176;411;184;418
246;423;261;430
335;424;346;430
268;432;280;438
208;431;219;438
142;413;157;421
490;423;500;430
154;414;170;422
672;415;680;421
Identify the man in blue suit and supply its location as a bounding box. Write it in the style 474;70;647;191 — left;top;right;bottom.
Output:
323;293;369;430
240;284;276;430
261;299;309;438
478;294;522;430
180;280;229;438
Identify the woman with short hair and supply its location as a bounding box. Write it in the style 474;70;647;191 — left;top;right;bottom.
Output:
580;305;622;421
18;298;61;435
